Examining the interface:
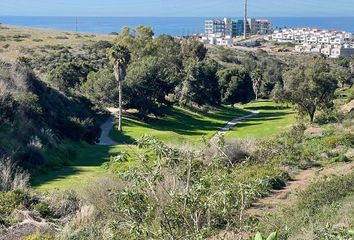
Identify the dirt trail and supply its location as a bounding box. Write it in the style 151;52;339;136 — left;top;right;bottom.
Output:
246;161;354;217
98;108;119;146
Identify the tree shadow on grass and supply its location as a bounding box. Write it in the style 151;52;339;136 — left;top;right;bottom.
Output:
120;106;253;138
244;105;291;111
31;143;122;189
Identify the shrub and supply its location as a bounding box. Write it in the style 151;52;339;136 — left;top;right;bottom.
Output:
45;190;80;218
224;139;250;166
0;190;31;225
347;87;354;103
297;173;354;214
18;136;46;166
55;36;69;40
22;232;54;240
323;133;354;148
34;202;55;218
0;158;30;192
315;110;344;125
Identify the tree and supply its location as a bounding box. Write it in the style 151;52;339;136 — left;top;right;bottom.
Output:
251;69;263;101
333;67;351;88
277;57;338;123
80;69;118;107
180;38;207;61
49;62;93;92
124;57;173;116
177;59;220;107
107;45;131;131
217;66;254;104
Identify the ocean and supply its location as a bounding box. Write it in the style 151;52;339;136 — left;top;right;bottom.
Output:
0;16;353;36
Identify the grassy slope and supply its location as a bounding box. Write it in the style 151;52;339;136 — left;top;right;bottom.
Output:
111;101;296;144
32;142;138;192
110;105;251;145
0;25;113;61
33;101;295;192
226;100;296;139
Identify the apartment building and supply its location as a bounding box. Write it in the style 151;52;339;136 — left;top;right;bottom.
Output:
270;28;353;45
248;18;271;35
205;19;226;38
269;27;354;58
203;17;271;46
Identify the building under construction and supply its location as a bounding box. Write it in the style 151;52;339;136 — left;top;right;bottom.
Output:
204;18;271;38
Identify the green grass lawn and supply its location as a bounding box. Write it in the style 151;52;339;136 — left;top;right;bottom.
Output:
33;101;295;192
225;100;296;139
110;105;251;145
32;141;138;192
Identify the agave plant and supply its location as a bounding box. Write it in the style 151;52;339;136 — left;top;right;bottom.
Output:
254;231;278;240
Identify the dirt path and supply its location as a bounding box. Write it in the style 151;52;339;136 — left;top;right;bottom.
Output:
98;108;119;146
246;161;354;217
98;115;118;146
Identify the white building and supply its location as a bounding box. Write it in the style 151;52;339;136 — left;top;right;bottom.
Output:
202;35;234;46
269;27;354;58
270;28;353;45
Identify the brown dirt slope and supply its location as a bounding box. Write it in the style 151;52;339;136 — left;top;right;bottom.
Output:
246;161;354;218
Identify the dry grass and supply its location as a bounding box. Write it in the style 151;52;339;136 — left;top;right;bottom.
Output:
0;25;114;62
0;158;30;192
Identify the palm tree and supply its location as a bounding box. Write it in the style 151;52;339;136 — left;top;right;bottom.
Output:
251;69;263;101
107;45;131;132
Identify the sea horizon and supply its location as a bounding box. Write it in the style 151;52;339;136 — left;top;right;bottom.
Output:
1;16;354;36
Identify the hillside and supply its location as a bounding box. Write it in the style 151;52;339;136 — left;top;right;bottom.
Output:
0;25;354;240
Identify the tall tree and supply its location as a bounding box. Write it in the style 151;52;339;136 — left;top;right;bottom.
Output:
177;59;220;107
217;66;254;104
107;45;131;131
275;57;338;123
251;69;263;101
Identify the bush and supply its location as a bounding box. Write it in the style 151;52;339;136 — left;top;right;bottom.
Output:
22;232;54;240
0;190;31;225
315;110;344;125
18;136;46;166
45;190;80;218
0;158;30;192
323;133;354;148
298;173;354;214
34;202;55;218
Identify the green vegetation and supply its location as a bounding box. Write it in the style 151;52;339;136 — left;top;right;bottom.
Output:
110;105;251;145
257;173;354;239
226;101;295;139
274;57;338;123
1;25;354;239
31;141;137;192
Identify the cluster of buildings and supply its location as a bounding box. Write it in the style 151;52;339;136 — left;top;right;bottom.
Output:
267;28;354;58
202;18;271;46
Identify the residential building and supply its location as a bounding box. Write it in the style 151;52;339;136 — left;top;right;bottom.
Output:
205;19;226;38
203;17;271;46
247;18;271;35
269;27;354;58
202;35;234;46
232;20;245;36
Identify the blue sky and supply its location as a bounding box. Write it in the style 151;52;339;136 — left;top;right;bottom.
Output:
0;0;353;17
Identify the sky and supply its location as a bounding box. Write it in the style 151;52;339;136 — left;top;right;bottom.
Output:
0;0;354;17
